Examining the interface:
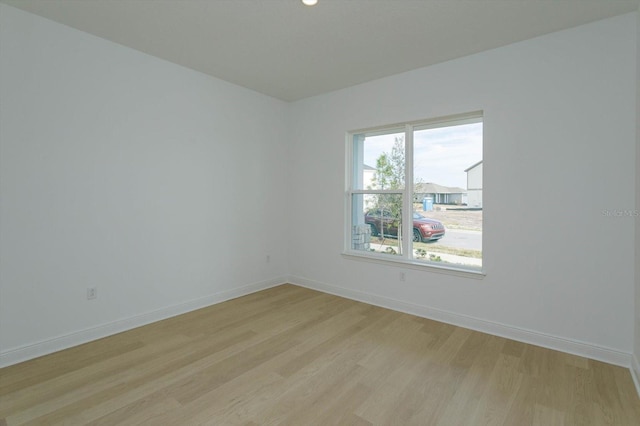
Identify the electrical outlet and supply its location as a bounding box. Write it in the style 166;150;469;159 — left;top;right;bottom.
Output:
399;272;406;282
87;287;97;300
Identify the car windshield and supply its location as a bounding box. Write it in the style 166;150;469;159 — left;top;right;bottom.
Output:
413;212;426;219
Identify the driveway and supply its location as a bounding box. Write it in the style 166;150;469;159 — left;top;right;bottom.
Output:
437;229;482;251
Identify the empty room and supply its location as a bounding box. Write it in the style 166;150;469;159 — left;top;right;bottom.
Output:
1;0;639;424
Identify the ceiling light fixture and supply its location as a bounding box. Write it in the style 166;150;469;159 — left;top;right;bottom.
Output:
302;0;318;6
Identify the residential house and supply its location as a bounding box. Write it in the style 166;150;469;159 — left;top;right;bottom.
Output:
465;160;483;208
413;182;467;205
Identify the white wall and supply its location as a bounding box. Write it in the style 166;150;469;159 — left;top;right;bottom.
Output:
633;5;640;391
0;4;289;365
288;13;637;363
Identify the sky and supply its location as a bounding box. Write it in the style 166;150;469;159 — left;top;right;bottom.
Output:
362;122;482;189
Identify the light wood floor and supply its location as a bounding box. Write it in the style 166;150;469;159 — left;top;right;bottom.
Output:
1;284;639;425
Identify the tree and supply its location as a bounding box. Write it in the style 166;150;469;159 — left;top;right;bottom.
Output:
369;137;404;252
371;136;404;191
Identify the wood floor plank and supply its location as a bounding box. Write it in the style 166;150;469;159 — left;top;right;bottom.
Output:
0;334;192;417
434;334;506;425
471;353;523;426
1;284;639;425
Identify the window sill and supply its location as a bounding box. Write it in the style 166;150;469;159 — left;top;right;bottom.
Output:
341;251;486;280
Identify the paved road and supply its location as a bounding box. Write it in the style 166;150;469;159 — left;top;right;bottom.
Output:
434;229;482;251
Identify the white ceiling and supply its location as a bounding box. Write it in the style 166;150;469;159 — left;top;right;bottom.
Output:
3;0;638;101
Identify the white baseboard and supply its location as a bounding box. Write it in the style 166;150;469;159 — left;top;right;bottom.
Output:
0;276;288;368
289;275;632;368
631;354;640;399
3;274;634;378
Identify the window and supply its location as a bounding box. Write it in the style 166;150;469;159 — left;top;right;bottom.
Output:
346;112;483;272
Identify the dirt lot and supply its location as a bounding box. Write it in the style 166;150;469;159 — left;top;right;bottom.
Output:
415;203;482;231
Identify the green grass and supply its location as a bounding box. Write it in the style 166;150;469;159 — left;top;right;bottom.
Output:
414;241;482;259
367;237;482;259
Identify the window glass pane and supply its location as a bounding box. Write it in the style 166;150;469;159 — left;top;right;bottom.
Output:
413;121;482;268
351;193;403;255
353;130;405;190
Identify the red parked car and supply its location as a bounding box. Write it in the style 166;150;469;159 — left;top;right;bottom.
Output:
365;210;445;242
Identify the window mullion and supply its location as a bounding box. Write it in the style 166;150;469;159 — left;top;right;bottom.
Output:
402;124;413;259
351;189;403;194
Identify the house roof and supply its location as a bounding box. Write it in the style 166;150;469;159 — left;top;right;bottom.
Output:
414;182;466;195
464;160;483;172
